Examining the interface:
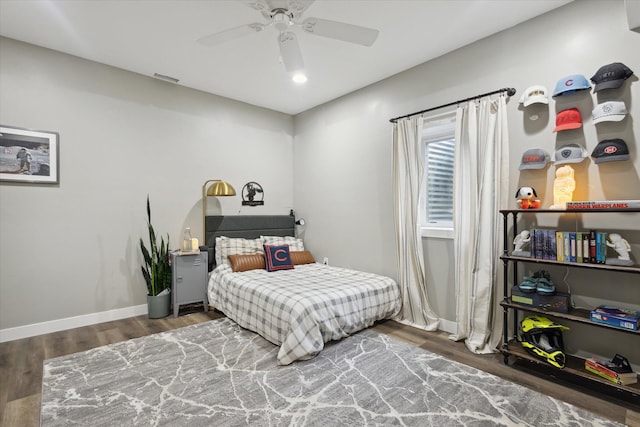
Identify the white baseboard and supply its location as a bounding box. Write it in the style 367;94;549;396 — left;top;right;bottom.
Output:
0;309;458;344
392;317;457;335
437;318;457;335
0;304;148;343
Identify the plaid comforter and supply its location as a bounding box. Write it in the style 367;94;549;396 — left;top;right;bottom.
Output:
207;263;401;365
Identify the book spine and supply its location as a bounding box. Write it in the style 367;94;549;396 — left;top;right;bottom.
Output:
556;231;564;262
569;232;577;263
589;230;597;263
584;359;636;382
584;364;623;385
582;233;590;263
564;233;571;263
567;200;640;210
576;232;583;263
535;229;544;260
543;230;551;260
585;359;620;378
550;230;557;261
596;232;607;264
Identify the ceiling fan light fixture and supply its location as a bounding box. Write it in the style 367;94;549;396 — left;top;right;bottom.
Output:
272;8;293;32
292;72;307;83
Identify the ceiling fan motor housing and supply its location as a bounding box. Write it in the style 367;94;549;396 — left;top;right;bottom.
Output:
271;8;294;33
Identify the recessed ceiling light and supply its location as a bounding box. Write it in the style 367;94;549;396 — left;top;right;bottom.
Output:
292;72;307;83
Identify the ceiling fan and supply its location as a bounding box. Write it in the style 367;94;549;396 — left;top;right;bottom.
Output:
197;0;379;73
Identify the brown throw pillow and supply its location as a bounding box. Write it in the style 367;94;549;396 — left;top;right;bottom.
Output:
290;251;316;265
227;254;266;272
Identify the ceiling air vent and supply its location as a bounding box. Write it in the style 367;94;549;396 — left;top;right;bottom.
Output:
153;73;179;84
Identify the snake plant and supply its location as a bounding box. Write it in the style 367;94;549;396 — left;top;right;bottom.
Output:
139;195;171;296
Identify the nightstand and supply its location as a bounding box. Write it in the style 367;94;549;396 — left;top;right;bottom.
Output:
171;251;208;317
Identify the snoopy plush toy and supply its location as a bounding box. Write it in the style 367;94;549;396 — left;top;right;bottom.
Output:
516;186;541;209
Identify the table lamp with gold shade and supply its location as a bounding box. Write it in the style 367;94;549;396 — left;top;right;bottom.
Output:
202;179;236;242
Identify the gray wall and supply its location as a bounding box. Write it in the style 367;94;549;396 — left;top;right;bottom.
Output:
293;0;639;362
0;37;294;330
1;0;638;365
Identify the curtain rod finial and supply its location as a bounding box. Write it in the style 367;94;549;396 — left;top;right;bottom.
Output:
506;88;516;97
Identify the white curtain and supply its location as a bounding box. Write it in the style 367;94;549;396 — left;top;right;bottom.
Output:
393;116;440;331
450;96;509;353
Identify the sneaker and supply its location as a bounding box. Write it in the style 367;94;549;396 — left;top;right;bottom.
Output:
536;277;556;295
532;270;556;295
518;276;537;293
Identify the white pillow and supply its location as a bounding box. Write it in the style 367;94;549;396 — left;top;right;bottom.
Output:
215;236;263;266
260;235;305;252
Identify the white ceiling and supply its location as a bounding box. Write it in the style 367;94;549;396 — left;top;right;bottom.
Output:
0;0;572;115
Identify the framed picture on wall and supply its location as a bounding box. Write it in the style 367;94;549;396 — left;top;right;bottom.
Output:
0;125;59;184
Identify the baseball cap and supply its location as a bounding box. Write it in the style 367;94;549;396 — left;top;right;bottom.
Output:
553;144;588;165
519;85;549;107
590;62;634;93
592;101;628;124
552;74;591;97
553;108;582;132
591;139;630;164
519;148;550;170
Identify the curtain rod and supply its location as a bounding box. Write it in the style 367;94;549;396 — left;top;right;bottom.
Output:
389;87;516;123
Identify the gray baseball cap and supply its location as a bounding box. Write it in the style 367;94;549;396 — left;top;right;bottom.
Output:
519;148;550;170
554;144;588;165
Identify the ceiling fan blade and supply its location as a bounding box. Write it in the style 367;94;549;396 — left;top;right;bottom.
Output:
197;23;265;46
301;17;379;46
278;31;304;72
243;0;272;20
287;0;315;20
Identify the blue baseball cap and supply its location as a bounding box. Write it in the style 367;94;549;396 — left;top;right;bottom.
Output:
552;74;592;97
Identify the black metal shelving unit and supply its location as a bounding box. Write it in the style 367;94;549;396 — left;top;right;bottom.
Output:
499;208;640;407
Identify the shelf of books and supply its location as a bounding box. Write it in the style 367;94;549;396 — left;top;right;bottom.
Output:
502;343;640;401
500;255;640;274
500;300;640;335
500;203;640;214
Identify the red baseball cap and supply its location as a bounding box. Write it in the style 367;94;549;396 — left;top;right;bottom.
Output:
553;108;582;132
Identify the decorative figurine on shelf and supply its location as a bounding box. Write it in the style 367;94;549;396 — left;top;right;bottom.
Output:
516;187;541;209
606;233;634;266
513;230;531;257
550;165;575;209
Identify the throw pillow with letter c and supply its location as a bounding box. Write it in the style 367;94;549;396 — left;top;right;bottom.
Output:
264;244;294;272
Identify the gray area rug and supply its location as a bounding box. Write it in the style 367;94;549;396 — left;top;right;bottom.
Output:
41;318;621;426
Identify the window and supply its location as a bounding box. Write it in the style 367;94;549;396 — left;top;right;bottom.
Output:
422;114;455;238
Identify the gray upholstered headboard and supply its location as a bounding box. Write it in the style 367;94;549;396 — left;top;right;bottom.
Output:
204;215;295;269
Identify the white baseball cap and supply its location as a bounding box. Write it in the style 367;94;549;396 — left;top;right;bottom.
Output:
592;101;627;124
519;85;549;107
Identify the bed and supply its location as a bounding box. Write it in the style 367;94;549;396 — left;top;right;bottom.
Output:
205;215;402;365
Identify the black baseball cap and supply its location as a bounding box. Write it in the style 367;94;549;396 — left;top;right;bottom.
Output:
590;62;634;93
591;139;630;164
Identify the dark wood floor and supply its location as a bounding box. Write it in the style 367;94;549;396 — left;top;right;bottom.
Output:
1;309;638;427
